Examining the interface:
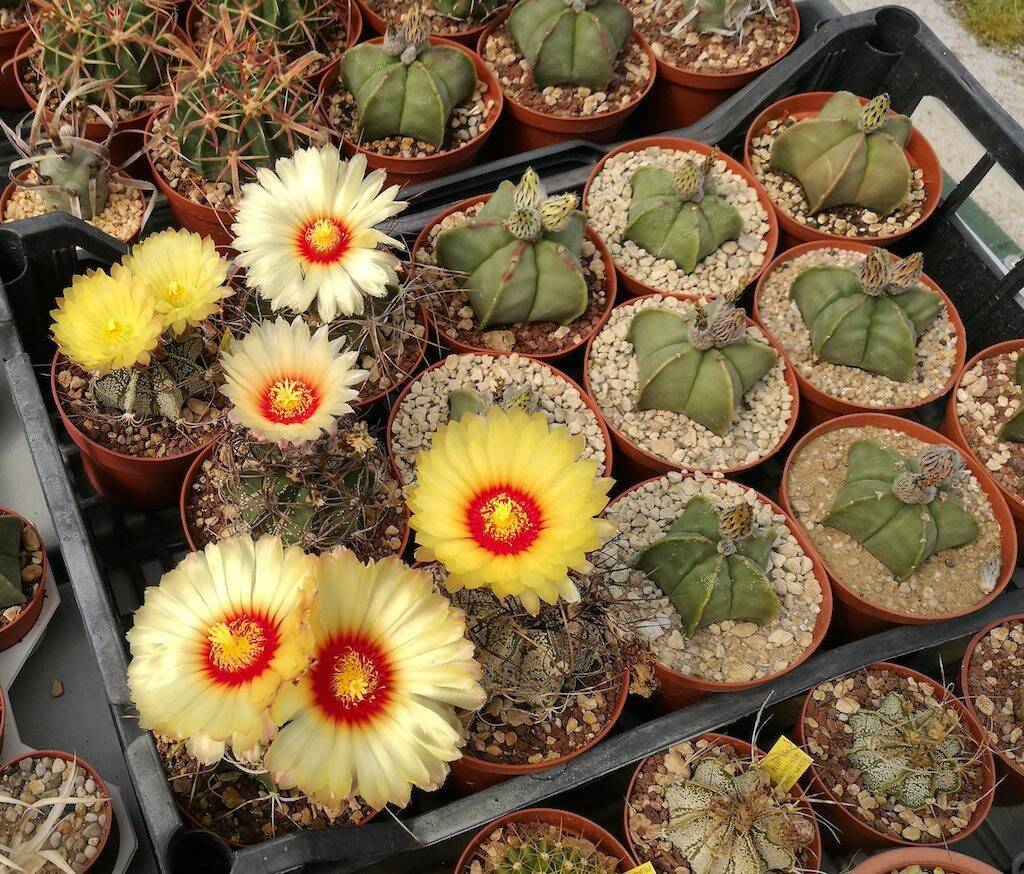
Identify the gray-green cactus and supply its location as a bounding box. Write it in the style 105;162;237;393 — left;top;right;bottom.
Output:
434;169;588;329
629;302;778;435
624;154;743;273
769;92;913;216
340;7;477;147
825;440;980;580
790;248;941;382
448;385;537;421
431;0;502;22
1000;355;1024;443
0;515;26;610
507;0;633;90
680;0;777;39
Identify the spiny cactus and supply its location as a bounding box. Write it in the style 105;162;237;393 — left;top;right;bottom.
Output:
0;515;26;610
846;691;968;810
431;0;503;22
624;153;743;273
790;248;941;382
480;823;620;874
678;0;777;37
196;0;337;56
999;355;1024;443
628;302;778;435
633;497;778;634
448;385;537;421
507;0;633;90
340;8;477;147
434;169;588;330
825;440;980;580
769;91;913;217
494;838;591;873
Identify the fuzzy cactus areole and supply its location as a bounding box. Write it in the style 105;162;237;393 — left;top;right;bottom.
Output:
681;0;777;38
507;0;633;90
789;248;941;383
824;440;980;580
769;92;913;217
1000;356;1024;443
340;8;477;147
434;169;588;329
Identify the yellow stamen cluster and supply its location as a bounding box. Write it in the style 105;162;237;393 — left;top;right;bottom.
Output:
306;218;344;253
332;648;380;705
208;619;265;673
481;494;530;542
267;377;315;419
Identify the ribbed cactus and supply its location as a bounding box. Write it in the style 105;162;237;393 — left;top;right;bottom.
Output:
494;839;591;873
790;248;941;382
434;169;588;329
431;0;502;21
825;440;980;580
680;0;777;38
340;8;477;147
1000;355;1024;443
448;385;537;421
628;302;778;435
769;92;913;216
624;153;743;273
507;0;633;90
846;691;967;810
0;515;26;610
197;0;336;54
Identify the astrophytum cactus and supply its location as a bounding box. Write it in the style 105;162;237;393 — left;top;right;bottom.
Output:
624;153;743;273
434;169;588;329
769;92;913;216
448;385;537;421
679;0;777;38
789;248;941;382
340;8;477;147
431;0;502;21
1000;355;1024;443
825;440;980;580
633;498;779;634
507;0;633;90
628;302;778;435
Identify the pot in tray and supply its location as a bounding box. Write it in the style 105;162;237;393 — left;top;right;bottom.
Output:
0;506;48;653
780;413;1017;639
354;0;494;47
851;847;1002;874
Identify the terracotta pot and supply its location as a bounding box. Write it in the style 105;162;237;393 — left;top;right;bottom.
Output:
795;661;996;850
477;15;656;152
605;474;832;709
582;136;779;300
582;294;800;482
752;240;967;426
321;37;503;189
354;0;489;47
850;847;1002;874
0;21;29;110
622;732;822;868
779;413;1018;639
51;353;220;509
0;507;48;654
960;613;1024;805
743;91;942;249
411;196;616;362
455;808;634;872
942;339;1024;546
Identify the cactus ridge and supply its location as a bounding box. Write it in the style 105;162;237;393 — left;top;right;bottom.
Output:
632;496;779;634
769;90;914;216
628;303;778;435
480;823;619;873
824;439;980;580
999;354;1024;443
789;249;941;383
198;0;339;56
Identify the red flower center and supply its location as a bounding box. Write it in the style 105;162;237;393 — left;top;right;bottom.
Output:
297;216;351;265
204;613;279;688
261;375;320;424
467;485;542;556
310;635;393;726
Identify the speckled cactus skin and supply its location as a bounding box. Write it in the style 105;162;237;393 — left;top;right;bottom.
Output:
633;498;778;634
507;0;633;90
824;439;980;580
790;248;941;383
628;303;778;435
1000;355;1024;442
769;91;913;216
431;0;501;21
434;170;588;329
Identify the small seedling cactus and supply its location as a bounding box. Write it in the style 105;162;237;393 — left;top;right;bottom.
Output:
789;248;941;382
624;152;744;273
507;0;633;90
769;92;913;216
448;385;537;421
432;0;502;21
633;498;778;634
476;822;620;873
0;515;25;610
825;440;980;580
197;0;337;55
677;0;777;37
434;169;588;329
340;8;477;147
628;301;778;435
1000;355;1024;442
846;691;968;809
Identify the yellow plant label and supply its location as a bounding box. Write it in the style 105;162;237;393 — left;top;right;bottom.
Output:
625;864;657;874
759;736;812;791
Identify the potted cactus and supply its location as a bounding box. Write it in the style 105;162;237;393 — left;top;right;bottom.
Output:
852;849;1002;874
355;0;507;46
0;507;48;652
754;241;966;424
0;0;31;110
412;167;616;360
744;91;942;247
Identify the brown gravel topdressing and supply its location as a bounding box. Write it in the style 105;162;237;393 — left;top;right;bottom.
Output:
149;119;240;213
965;617;1024;769
786;426;1003;617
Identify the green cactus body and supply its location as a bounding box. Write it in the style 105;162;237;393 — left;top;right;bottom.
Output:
434;170;587;329
199;0;335;53
0;515;26;610
999;355;1024;443
238;473;315;543
36;141;109;220
769;91;913;216
431;0;501;22
633;498;778;634
507;0;633;90
824;439;980;580
624;162;743;273
846;691;967;809
790;249;941;382
448;385;537;420
683;0;774;38
494;839;589;873
628;303;778;436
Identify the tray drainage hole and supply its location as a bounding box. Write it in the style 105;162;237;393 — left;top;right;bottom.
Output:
167;828;233;874
869;7;921;54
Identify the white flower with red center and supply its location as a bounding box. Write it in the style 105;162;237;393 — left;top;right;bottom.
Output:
265;550;485;811
220;317;368;444
126;534;316;764
232;146;407;321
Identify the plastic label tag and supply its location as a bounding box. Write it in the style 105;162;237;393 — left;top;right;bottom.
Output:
759;736;812;791
625;864;657;874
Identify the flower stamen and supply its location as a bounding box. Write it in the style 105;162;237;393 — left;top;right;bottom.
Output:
103;317;133;345
264;376;318;424
298;217;351;265
162;280;190;306
204;614;279;687
467;486;542;556
332;648;380;706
